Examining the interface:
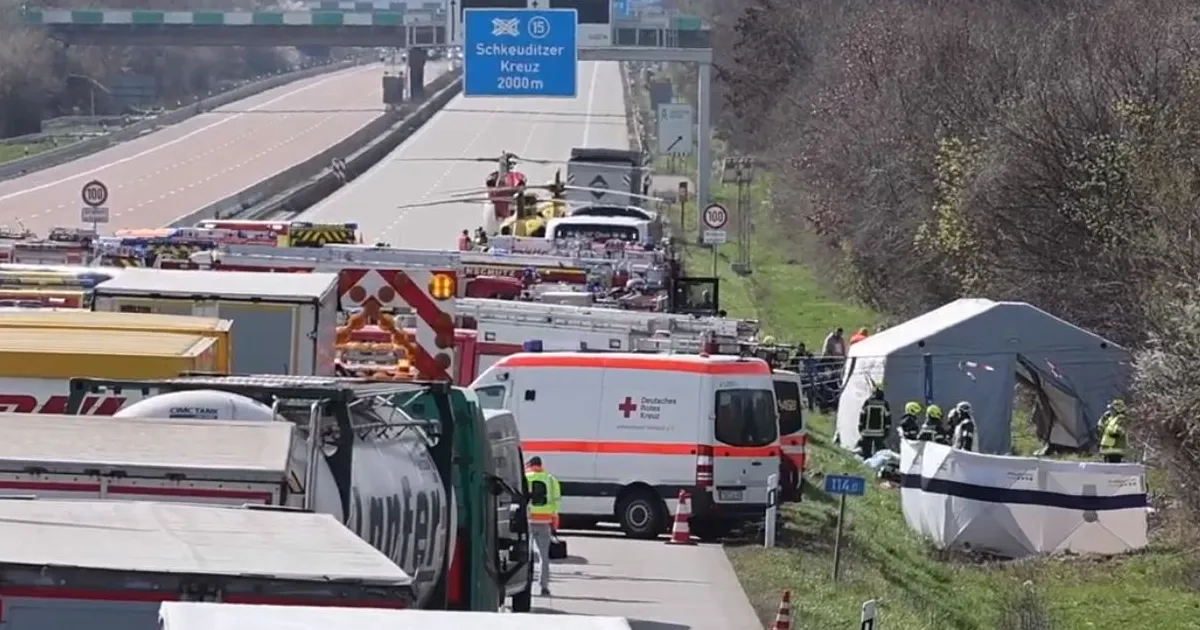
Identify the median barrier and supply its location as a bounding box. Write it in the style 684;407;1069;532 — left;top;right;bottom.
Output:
169;71;463;227
0;58;360;181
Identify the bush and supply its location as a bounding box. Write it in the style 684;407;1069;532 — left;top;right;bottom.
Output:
710;0;1200;514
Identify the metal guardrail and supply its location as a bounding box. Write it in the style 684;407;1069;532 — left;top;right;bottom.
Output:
0;58;359;181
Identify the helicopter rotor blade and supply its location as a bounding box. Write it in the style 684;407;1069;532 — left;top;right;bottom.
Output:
396;196;492;210
381;157;500;164
447;188;505;198
559;185;665;202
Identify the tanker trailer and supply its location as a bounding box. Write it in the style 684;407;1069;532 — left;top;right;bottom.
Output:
66;374;516;611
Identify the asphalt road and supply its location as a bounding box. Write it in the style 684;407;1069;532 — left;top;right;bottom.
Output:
0;61;448;235
535;532;762;630
294;60;630;248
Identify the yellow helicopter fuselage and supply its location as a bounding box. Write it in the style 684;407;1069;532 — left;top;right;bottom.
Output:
497;198;568;237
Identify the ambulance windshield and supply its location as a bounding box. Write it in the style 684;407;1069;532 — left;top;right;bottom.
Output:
714;389;778;448
474;385;507;410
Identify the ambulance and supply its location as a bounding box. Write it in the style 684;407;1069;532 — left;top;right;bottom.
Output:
471;351;780;540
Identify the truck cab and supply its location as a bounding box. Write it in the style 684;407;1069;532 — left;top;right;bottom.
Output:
565;147;650;207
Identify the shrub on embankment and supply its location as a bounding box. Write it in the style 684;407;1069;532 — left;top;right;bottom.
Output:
704;0;1200;527
0;0;305;137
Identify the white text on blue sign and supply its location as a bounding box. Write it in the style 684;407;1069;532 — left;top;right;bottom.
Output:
462;9;579;98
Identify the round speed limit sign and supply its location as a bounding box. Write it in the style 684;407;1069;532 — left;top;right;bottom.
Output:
80;180;109;208
702;203;728;230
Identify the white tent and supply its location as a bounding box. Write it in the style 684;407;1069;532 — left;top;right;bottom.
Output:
836;299;1130;454
900;440;1148;558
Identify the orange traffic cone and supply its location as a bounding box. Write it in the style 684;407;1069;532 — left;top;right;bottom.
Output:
771;590;794;630
666;489;696;545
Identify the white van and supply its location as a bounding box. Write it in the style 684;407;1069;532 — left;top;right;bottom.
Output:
484;409;533;611
472;351;780;539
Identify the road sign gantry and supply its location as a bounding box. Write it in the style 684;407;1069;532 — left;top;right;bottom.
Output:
463;8;578;98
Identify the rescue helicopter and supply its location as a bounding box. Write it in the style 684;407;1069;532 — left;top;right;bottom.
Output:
391;151;533;233
395;171;663;239
387;151;656;234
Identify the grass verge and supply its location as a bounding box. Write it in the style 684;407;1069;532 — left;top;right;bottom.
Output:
0;142;54;164
635;64;1199;627
685;161;1200;630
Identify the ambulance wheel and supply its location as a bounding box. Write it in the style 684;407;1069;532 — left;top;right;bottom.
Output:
616;489;666;539
511;569;532;612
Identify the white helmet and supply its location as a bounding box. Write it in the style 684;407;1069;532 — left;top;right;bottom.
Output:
956;401;972;414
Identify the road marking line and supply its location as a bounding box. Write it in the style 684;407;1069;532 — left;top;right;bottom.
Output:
0;65;375;204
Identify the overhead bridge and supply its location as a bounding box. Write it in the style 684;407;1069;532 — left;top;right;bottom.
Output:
21;8;711;51
24;8;440;47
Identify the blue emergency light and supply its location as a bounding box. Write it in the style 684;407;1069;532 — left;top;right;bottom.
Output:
523;340;544;352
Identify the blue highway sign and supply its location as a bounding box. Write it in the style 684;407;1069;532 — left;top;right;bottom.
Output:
463;8;578;98
824;474;867;496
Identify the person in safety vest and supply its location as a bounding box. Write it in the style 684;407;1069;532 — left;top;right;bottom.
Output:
917;404;948;444
952;413;977;451
857;385;891;457
524;456;561;596
1099;400;1126;463
899;401;923;440
457;229;472;251
1097;398;1125;436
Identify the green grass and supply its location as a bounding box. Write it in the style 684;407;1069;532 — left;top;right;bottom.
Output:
727;416;1200;629
683;165;1200;630
670;159;876;348
637;71;1200;628
0;142;54;164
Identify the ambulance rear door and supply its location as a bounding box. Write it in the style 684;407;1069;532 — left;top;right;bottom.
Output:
708;373;779;509
507;363;603;515
773;370;806;470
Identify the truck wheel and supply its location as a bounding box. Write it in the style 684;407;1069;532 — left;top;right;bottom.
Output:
617;490;666;539
511;568;533;612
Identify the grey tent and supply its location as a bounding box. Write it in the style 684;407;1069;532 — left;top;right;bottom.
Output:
835;299;1130;455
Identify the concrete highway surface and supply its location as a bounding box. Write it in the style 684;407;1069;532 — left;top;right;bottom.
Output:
296;62;756;626
294;61;630;248
0;61;448;235
536;532;761;630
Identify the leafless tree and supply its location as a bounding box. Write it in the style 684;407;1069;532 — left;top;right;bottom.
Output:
711;0;1200;510
1;0;297;135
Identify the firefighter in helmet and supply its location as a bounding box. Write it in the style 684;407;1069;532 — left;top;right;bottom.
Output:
1098;398;1127;463
899;401;923;441
917;404;948;444
857;383;892;457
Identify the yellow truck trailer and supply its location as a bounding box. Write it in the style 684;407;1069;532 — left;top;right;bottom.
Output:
0;310;233;373
0;328;222;381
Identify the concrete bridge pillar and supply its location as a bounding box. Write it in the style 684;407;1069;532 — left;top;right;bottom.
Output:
408;47;427;100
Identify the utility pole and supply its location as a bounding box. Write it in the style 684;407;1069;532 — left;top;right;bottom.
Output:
722;156;755;276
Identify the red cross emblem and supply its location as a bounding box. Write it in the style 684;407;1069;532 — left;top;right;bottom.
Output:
617;396;638;418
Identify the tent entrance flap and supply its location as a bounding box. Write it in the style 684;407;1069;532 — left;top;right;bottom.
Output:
1015;354;1086;450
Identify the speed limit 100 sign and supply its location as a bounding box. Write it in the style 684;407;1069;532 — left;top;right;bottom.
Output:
81;180;109;207
702;203;728;229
